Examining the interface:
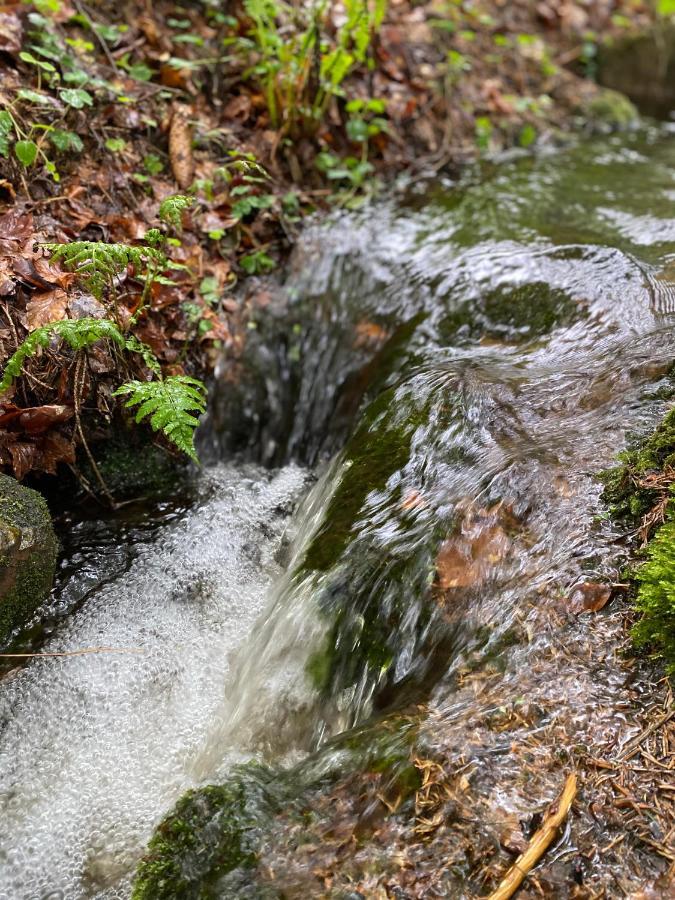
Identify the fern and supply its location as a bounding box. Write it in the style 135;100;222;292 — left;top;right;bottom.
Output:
45;241;165;299
158;194;193;232
0;317;125;394
113;376;207;461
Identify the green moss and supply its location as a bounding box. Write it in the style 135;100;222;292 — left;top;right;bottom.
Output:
582;89;638;129
601;404;675;672
0;474;57;644
133;766;279;900
85;434;187;500
600;406;675;525
633;521;675;672
134;716;421;898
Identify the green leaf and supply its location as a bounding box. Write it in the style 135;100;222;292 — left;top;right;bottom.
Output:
17;88;52;105
518;124;537;148
105;137;126;153
49;129;84;153
59;88;94;108
19;50;56;72
15;140;38;167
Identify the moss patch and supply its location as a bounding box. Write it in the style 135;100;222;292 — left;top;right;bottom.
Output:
600;406;675;526
0;474;57;644
134;717;420;899
133;766;280;900
581;89;638;129
633;521;675;672
601;404;675;672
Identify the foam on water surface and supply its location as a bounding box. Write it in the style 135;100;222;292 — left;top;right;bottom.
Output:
0;464;311;900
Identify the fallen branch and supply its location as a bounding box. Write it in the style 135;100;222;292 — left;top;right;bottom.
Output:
488;773;577;900
0;647;144;658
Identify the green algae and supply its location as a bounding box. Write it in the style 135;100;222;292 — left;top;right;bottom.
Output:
0;474;57;645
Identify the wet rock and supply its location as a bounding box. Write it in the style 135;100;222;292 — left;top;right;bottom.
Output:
0;473;57;644
598;25;675;118
133;718;419;899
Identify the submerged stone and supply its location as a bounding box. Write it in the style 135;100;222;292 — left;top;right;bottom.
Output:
0;473;57;644
133;718;419;899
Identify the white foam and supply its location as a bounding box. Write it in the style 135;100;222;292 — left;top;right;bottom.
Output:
0;464;311;900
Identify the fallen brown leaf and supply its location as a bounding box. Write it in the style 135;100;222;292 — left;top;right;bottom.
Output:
568;582;612;614
26;290;68;331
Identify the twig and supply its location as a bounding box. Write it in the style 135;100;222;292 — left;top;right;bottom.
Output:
618;707;675;761
488;773;577;900
73;352;117;508
0;647;144;657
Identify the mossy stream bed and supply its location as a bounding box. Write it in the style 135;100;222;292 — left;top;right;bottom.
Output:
2;127;675;898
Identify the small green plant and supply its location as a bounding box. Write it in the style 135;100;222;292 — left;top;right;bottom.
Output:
345;97;388;143
0;316;207;462
240;250;275;274
228;0;387;134
159;194;194;232
114;377;207;462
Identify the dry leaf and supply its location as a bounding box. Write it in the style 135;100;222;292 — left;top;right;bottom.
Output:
26;290;68;331
568;582;612;614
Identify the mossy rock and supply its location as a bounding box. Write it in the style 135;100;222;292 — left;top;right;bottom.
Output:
600;406;675;525
580;88;639;131
598;24;675;118
0;474;57;644
86;435;188;501
133;766;280;900
133;718;419;899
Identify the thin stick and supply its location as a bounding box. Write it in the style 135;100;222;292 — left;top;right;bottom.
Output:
0;647;144;657
618;707;675;761
488;773;578;900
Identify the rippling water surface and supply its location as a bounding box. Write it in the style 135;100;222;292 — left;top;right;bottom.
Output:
1;127;674;898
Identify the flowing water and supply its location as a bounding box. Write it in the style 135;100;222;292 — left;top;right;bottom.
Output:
1;126;675;898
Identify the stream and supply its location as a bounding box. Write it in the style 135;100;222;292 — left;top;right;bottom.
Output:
1;126;675;898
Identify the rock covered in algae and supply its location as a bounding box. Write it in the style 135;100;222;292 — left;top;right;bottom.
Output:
0;473;57;644
133;719;420;899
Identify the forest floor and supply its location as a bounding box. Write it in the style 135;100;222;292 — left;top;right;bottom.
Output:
0;0;657;484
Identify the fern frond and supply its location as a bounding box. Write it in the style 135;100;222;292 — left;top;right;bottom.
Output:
158;194;193;232
0;317;161;395
0;317;126;395
113;376;207;462
44;241;165;298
